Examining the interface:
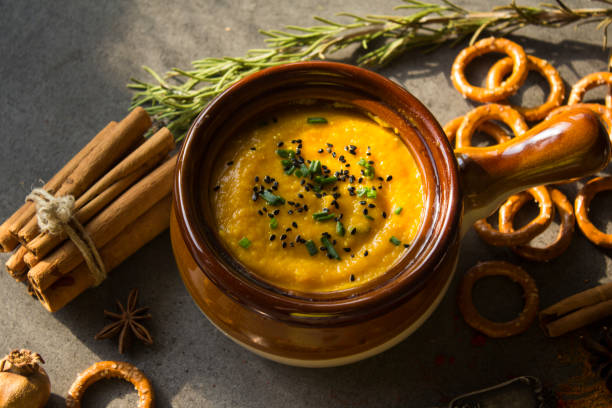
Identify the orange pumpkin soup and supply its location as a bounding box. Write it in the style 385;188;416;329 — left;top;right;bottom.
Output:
211;106;424;292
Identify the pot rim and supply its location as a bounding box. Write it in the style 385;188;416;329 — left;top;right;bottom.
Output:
174;61;461;326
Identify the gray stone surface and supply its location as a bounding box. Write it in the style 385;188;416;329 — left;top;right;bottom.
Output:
1;0;611;406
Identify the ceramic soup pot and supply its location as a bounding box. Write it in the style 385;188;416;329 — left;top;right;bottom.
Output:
171;61;610;367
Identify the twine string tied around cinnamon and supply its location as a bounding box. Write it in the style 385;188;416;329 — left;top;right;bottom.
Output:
26;188;107;286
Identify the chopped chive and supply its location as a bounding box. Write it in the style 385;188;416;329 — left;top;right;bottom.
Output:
366;188;377;199
357;187;367;197
309;160;322;175
238;237;251;249
260;190;285;206
285;165;296;175
394;207;403;215
305;240;318;256
269;218;278;229
336;221;345;236
357;158;367;166
365;214;374;221
321;236;340;260
390;236;401;246
307;117;328;124
299;163;310;177
281;159;292;167
294;169;303;177
313;211;336;221
314;176;337;185
276;149;295;158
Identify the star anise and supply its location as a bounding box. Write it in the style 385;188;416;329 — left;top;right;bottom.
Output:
94;288;153;354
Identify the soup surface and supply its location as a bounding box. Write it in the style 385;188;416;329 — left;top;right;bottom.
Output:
211;106;424;292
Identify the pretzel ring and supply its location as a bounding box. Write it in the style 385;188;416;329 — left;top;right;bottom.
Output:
456;103;527;149
568;72;612;108
474;186;553;247
451;37;528;103
505;189;575;261
546;103;612;138
443;116;510;145
486;55;565;121
66;361;154;407
575;176;612;248
458;261;539;338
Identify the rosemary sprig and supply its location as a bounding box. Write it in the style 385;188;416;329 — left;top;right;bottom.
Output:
129;0;612;141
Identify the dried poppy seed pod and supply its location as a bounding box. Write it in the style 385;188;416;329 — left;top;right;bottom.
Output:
0;349;51;408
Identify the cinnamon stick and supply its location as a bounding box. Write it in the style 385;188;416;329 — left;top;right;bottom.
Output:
33;195;172;312
0;121;117;252
5;246;29;281
540;282;612;337
27;155;176;292
25;127;174;260
17;107;151;243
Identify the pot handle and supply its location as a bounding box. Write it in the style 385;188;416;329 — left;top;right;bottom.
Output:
455;107;611;228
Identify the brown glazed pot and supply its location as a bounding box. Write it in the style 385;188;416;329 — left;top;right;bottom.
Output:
171;61;611;367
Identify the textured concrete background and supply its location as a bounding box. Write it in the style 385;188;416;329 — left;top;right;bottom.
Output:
1;0;611;406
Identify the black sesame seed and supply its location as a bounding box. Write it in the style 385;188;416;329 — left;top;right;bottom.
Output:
227;161;234;166
213;185;220;191
386;175;393;181
280;234;287;240
350;228;357;235
343;248;351;252
303;205;309;211
350;274;355;281
292;222;298;228
363;209;368;215
255;176;259;182
364;250;369;256
285;228;292;232
273;209;280;215
382;211;387;219
258;210;263;215
300;179;306;186
277;141;284;147
327;148;332;153
298;193;304;199
288;210;294;215
250;147;256;150
318;148;324;153
282;242;287;248
270;234;276;241
404;244;410;248
252;192;258;201
368;204;375;208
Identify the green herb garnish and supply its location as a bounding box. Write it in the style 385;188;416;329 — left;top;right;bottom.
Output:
357;157;374;179
260;190;285;206
321;236;340;260
305;240;318;256
313;211;336;221
314;176;337;185
276;149;295;158
364;214;374;221
281;159;293;167
307;117;328;124
299;163;310;177
394;207;403;215
238;237;251;249
357;186;376;198
270;217;278;229
336;221;345;236
390;236;401;246
285;165;296;175
309;160;322;175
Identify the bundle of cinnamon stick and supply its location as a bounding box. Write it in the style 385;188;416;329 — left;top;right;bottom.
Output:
0;107;176;312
